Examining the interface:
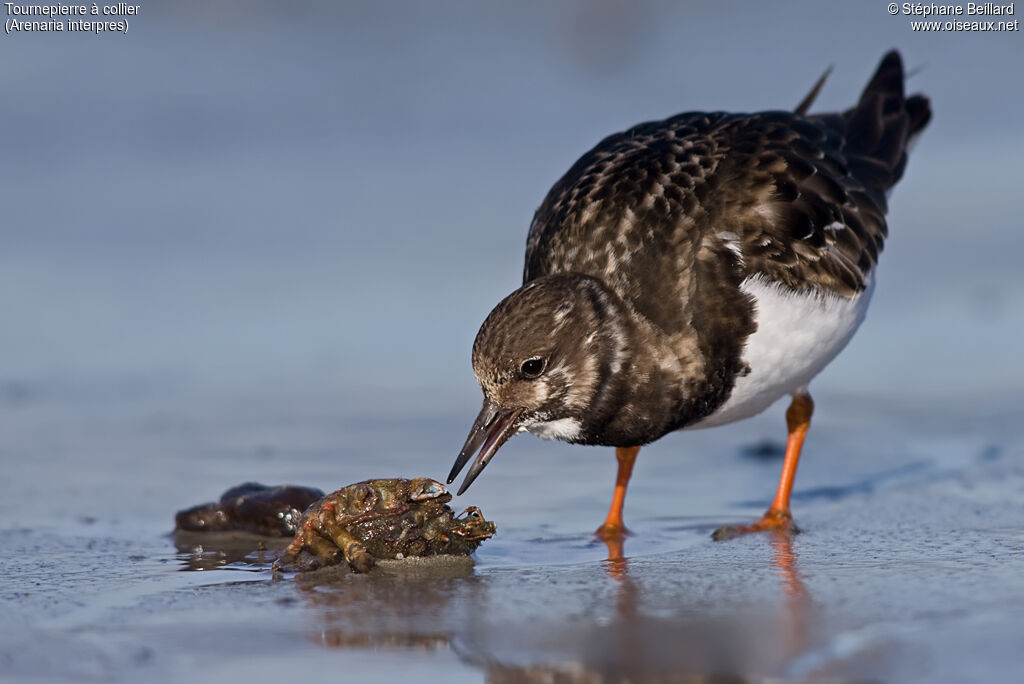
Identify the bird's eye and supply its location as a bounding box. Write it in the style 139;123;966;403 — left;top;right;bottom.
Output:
520;357;546;378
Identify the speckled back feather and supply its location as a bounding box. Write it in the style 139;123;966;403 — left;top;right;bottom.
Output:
525;51;931;306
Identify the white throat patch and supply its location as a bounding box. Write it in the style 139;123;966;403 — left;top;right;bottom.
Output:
524;418;583;441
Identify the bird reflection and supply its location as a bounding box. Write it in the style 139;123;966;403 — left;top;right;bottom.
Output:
601;534;628;580
769;531;812;661
292;530;814;682
598;527;813;678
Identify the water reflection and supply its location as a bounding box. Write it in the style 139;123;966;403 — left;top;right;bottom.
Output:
292;558;478;652
600;534;628;580
288;530;814;682
172;530;287;571
769;532;812;663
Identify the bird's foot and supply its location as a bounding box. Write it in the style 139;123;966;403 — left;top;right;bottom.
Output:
594;522;631;540
712;508;800;542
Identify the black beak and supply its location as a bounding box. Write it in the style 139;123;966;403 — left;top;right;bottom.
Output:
447;400;524;495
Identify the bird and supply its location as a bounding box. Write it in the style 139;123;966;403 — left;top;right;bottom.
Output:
447;51;930;541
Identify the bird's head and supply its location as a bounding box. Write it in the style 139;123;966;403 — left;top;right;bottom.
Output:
447;273;632;494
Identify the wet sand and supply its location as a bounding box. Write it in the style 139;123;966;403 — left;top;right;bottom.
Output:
3;393;1022;682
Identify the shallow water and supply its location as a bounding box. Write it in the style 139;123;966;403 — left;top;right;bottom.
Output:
4;392;1023;682
3;1;1024;682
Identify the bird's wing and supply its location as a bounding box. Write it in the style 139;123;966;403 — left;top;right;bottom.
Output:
722;51;930;295
525;52;930;300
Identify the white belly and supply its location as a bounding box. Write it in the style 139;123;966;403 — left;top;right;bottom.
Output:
688;274;874;430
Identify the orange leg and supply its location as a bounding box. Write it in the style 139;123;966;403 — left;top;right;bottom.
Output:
595;446;640;540
713;393;813;541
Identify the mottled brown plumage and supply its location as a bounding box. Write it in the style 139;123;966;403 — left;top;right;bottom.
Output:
525;52;930;299
449;52;930;520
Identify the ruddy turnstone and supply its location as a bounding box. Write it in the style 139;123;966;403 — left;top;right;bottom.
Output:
447;51;930;540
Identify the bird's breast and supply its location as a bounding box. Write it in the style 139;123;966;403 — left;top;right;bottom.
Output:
688;273;874;429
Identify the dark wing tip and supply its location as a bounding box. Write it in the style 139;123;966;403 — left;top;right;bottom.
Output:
795;65;833;116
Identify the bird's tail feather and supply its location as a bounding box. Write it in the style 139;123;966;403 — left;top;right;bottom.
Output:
813;51;931;209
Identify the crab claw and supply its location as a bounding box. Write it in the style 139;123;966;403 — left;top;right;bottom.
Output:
410;478;448;501
448;400;524;495
453;506;497;540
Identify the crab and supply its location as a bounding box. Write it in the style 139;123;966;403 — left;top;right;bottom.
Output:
274;477;496;573
175;482;325;537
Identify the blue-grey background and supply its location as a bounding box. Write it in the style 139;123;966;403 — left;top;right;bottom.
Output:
4;1;1021;410
2;2;1023;682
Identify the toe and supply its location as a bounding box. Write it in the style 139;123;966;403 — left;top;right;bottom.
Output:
712;510;800;541
711;524;745;542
